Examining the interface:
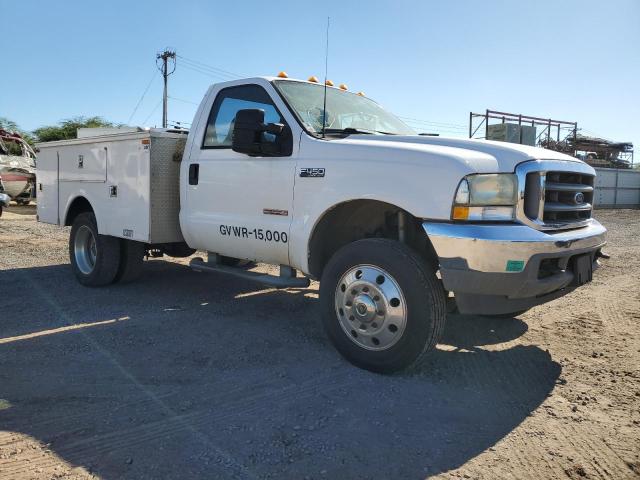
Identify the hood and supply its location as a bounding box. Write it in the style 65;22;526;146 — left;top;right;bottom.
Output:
335;134;584;173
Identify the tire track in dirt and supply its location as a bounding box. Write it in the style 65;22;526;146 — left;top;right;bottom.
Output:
5;269;259;480
0;370;350;477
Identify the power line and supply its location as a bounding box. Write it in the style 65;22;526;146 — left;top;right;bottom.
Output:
127;71;158;125
176;54;244;79
178;58;238;80
163;51;469;137
398;115;467;130
403;121;465;131
179;62;236;82
168;95;200;106
142;99;163;125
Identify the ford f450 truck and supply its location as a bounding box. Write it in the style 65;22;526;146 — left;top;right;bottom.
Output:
36;75;607;372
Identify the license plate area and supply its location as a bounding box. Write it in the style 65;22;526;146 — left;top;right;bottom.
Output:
570;253;593;286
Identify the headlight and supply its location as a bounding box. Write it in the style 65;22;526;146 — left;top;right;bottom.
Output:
452;173;517;221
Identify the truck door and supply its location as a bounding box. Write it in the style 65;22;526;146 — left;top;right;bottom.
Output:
182;83;296;266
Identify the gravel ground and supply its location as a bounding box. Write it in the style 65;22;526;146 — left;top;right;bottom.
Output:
0;205;638;480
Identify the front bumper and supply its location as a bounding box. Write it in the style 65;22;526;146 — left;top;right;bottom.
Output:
0;192;10;207
422;219;607;314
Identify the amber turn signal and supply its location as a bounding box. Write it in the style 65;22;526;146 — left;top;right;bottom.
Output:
452;206;470;220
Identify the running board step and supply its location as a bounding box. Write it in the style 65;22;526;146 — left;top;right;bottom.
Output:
189;258;310;289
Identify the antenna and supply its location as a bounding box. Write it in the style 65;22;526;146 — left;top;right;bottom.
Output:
322;17;330;138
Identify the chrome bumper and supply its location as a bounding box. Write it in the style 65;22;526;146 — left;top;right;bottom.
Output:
422;219;607;314
423;219;606;274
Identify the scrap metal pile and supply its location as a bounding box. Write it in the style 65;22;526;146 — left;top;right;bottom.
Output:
0;129;37;212
541;134;634;168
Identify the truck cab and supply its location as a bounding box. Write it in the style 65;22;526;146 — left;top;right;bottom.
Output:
37;74;607;373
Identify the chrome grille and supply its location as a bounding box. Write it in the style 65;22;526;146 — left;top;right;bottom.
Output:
516;160;595;231
543;171;594;224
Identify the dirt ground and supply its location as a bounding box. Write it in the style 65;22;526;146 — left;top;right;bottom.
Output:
0;205;638;480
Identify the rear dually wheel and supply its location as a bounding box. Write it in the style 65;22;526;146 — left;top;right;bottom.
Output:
69;212;121;286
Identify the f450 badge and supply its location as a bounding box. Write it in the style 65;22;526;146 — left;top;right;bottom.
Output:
299;167;325;178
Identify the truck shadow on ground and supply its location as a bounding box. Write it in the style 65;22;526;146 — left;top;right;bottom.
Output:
0;260;560;480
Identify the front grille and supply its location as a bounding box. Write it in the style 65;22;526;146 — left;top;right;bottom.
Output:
519;163;595;230
543;171;594;224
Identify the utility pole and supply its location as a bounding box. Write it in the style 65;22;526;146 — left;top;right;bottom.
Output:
156;49;176;128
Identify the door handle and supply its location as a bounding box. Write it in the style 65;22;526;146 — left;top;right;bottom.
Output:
188;164;199;185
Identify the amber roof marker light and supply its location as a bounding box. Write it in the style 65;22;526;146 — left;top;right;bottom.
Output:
277;71;289;78
308;76;319;83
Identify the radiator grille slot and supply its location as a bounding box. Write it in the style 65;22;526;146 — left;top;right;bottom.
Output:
543;171;594;225
522;169;594;229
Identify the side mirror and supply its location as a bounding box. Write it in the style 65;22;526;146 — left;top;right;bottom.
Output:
231;109;292;157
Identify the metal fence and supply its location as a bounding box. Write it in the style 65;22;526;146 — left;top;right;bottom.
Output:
594;168;640;208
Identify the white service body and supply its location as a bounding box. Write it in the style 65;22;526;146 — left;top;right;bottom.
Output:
37;130;185;244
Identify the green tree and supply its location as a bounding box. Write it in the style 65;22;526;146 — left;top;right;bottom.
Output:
0;117;36;155
33;116;116;142
0;117;35;145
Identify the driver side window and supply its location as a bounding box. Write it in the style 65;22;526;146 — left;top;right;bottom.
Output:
202;85;283;148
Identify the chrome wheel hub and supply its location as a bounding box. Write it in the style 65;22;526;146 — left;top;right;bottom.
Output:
74;225;97;275
335;265;407;351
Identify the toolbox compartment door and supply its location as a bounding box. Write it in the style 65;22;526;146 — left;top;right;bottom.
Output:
35;148;60;225
59;144;107;182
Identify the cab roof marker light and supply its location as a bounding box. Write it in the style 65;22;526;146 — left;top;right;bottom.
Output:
357;91;365;96
277;71;289;78
339;83;348;91
308;76;319;83
325;79;334;86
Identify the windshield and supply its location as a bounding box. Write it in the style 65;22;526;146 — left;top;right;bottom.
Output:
273;80;415;136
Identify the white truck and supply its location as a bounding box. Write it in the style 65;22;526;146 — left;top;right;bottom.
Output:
36;75;607;372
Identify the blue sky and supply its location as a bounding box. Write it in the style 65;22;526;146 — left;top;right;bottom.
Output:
2;0;639;150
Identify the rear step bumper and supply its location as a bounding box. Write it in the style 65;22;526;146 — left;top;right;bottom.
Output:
190;258;310;289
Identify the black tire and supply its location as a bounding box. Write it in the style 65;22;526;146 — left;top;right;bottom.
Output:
320;238;446;373
114;239;146;284
69;212;121;286
482;309;529;319
163;243;196;258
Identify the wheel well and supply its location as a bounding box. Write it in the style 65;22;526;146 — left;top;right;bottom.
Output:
307;200;438;279
64;197;93;226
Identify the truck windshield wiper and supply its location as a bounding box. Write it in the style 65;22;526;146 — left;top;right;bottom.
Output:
323;127;397;136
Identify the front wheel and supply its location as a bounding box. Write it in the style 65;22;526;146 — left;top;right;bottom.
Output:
69;212;121;286
320;238;446;373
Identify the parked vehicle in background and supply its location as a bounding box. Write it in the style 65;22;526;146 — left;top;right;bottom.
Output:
0;129;36;205
35;74;608;372
0;192;10;216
